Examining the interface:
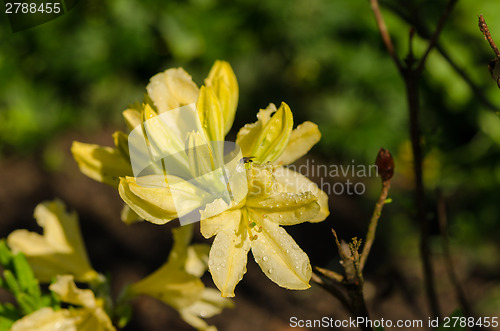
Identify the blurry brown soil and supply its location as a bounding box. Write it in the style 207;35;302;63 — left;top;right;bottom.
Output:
0;129;499;331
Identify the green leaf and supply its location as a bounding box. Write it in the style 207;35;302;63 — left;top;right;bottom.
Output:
16;292;38;315
12;253;41;299
0;316;15;331
0;303;20;321
3;270;21;297
0;240;12;267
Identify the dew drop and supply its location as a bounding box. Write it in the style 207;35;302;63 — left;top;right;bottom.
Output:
262;256;268;262
268;268;273;274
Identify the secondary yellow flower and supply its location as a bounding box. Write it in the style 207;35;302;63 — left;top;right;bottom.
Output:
127;224;232;331
7;200;101;283
11;275;115;331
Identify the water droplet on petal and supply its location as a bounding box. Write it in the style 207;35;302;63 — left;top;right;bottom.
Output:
268;268;273;274
263;256;268;262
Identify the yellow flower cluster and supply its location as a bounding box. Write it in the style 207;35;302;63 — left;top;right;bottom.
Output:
71;61;330;298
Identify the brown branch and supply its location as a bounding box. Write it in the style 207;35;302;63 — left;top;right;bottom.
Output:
479;14;500;58
360;180;391;270
416;0;459;74
369;0;403;74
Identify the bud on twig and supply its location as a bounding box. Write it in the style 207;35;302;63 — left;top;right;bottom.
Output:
375;148;394;181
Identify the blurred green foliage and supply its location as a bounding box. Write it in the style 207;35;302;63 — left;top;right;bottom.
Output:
1;0;500;300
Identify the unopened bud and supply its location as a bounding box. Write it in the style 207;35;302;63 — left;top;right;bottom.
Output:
375;148;394;181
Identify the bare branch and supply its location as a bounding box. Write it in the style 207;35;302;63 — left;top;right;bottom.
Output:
369;0;403;74
416;0;459;74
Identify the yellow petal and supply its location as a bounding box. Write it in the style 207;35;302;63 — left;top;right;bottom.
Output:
112;130;130;160
49;275;96;308
73;307;116;331
49;276;115;331
122;108;141;131
205;61;238;135
186;244;210;278
71;141;132;188
274;121;321;165
236;103;293;163
208;209;250;297
129;264;204;311
273;167;329;223
196;86;225;144
7;200;98;283
140;104;189;166
186;130;216;179
179;288;233;331
118;176;179;225
249;215;311;290
236;104;276;157
200;209;240;239
11;307;75;331
146;68;199;113
246;191;319;226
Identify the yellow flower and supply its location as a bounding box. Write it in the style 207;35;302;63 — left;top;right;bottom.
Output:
127;224;232;331
236;102;329;222
200;163;323;297
11;275;115;331
71;61;330;296
7;200;101;283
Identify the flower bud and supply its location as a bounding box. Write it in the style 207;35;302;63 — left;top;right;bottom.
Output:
375;148;394;181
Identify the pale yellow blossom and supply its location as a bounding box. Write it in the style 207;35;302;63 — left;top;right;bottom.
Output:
7;200;100;283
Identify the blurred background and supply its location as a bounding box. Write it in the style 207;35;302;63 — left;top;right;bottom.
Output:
1;0;500;329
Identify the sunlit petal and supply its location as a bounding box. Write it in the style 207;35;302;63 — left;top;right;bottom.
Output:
249;216;311;290
273;167;329;223
71;141;132;188
208;210;250;297
274;121;321;165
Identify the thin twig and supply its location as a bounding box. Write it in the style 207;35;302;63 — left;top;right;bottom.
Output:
360;180;391;270
315;266;344;283
416;0;459;74
380;2;500;111
479;14;500;58
369;0;403;74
